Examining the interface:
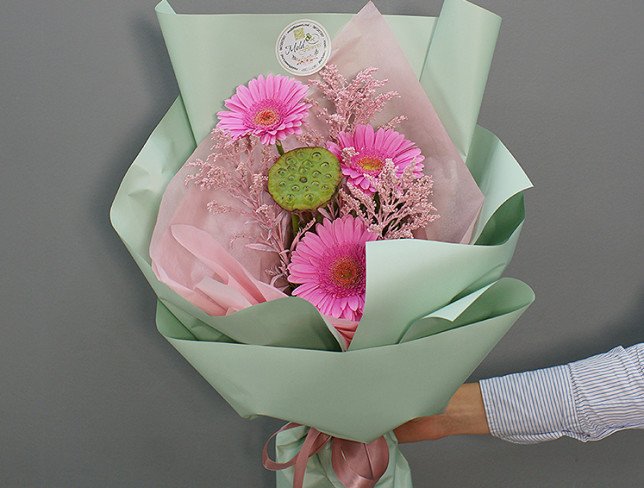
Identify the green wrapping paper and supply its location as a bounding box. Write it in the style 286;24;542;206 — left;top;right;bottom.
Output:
110;0;534;485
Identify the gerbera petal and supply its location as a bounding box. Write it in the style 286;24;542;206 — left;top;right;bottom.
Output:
347;295;360;311
224;96;248;112
265;74;275;97
363;124;375;148
235;84;255;108
374;127;386;148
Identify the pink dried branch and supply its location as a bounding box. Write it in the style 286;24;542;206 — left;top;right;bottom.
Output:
317;200;341;221
309;65;402;139
294;118;327;147
184;158;231;191
184;131;291;284
339;160;439;240
378;115;407;131
267;217;317;289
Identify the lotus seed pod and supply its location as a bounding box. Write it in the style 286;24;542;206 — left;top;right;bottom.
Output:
268;147;342;211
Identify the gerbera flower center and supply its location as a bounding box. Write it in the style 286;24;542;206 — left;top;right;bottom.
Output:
253;107;280;127
329;256;362;289
356;156;385;173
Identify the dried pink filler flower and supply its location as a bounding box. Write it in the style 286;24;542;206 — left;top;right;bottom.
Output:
217;74;310;145
308;65;404;139
185;131;292;288
288;215;377;321
340;160;439;240
328;124;424;193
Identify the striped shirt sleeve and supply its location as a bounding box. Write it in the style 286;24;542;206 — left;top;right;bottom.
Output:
479;344;644;444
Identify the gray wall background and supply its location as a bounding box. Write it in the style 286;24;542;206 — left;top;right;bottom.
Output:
1;0;642;486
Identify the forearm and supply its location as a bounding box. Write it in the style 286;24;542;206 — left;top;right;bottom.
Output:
394;383;490;442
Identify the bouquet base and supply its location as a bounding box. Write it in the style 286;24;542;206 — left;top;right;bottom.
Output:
275;427;412;488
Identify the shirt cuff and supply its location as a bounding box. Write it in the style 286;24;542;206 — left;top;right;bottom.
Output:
568;345;644;440
480;364;578;444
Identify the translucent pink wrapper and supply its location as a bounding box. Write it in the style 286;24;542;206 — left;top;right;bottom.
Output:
150;2;484;323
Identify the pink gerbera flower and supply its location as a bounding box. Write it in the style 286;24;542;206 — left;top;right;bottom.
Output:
217;74;310;145
328;124;424;193
288;215;377;321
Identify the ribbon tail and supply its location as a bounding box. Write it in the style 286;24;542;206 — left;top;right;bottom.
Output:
262;423;302;471
331;436;389;488
263;424;331;488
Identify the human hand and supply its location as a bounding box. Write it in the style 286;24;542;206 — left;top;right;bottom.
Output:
394;383;490;443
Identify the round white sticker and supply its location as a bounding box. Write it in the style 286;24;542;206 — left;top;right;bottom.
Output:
275;19;331;76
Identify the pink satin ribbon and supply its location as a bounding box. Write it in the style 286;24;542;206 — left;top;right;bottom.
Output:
263;423;389;488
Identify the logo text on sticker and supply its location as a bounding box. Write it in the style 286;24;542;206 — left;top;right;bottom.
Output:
275;19;331;76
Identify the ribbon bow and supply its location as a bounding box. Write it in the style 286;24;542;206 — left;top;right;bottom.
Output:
263;423;390;488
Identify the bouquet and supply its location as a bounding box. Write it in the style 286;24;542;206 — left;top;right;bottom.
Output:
111;0;534;486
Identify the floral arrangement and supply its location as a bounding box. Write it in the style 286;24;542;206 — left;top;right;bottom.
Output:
111;1;534;487
184;68;438;332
